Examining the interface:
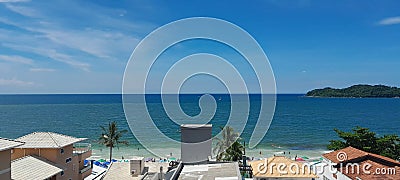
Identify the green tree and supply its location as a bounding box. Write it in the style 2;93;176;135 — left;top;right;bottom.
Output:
377;135;400;160
223;141;244;161
213;126;243;161
99;121;129;161
328;126;400;160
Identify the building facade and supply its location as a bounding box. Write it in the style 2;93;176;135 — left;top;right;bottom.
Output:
11;132;92;180
0;138;24;180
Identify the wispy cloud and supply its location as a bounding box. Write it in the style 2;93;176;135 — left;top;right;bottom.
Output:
41;28;139;59
3;43;91;72
0;78;34;86
29;68;56;72
378;16;400;25
0;0;159;93
5;4;39;17
0;1;146;72
0;0;30;3
0;55;34;65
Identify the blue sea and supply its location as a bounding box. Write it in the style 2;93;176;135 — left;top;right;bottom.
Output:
0;94;399;159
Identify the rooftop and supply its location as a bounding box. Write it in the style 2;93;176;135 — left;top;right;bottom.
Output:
322;146;400;180
16;132;87;148
322;146;400;165
343;160;400;180
250;156;318;178
178;162;241;180
0;137;24;151
102;162;168;180
11;155;63;180
181;124;212;128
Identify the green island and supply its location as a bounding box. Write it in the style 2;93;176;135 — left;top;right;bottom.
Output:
306;84;400;98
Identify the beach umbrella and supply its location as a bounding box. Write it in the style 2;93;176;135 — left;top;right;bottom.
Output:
98;159;106;162
301;156;309;160
168;157;177;161
296;157;304;161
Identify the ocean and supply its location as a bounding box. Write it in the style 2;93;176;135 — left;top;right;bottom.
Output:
1;94;399;159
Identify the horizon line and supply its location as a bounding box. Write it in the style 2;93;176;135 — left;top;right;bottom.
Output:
0;93;306;95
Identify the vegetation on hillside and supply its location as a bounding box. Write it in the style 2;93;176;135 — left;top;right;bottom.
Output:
328;126;400;160
306;84;400;98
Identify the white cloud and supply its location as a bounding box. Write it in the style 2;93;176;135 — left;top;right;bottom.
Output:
378;16;400;25
0;0;30;2
0;3;142;66
0;78;34;86
5;4;39;17
0;55;34;65
30;68;56;72
41;28;139;59
2;43;91;71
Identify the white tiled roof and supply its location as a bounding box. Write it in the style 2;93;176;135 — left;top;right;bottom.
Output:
103;162;169;180
178;162;241;180
0;138;24;151
11;155;63;180
16;132;87;148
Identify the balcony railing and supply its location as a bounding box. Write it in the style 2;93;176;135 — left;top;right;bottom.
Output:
73;143;92;155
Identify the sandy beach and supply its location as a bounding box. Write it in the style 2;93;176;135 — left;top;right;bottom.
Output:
90;146;329;161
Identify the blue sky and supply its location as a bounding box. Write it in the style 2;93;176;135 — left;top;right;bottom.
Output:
0;0;399;94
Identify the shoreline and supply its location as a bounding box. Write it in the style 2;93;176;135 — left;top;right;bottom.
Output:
89;146;330;161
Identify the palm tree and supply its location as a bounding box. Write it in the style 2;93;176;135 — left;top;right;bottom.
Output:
213;126;243;161
99;121;129;161
223;141;244;161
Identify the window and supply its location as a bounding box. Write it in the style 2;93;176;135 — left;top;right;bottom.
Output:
60;148;64;154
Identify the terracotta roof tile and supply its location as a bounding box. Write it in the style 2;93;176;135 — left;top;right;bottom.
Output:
322;146;368;163
323;146;400;180
322;146;400;166
340;160;400;180
250;156;317;178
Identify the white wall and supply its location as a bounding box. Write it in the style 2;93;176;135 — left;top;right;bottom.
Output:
316;158;351;180
181;124;212;163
